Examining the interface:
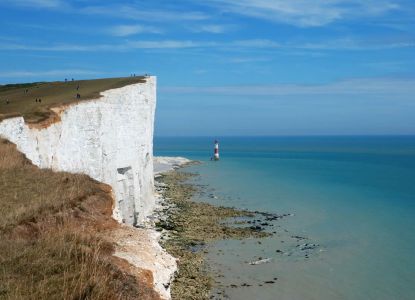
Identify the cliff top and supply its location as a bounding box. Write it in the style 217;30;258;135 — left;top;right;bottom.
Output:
0;76;146;124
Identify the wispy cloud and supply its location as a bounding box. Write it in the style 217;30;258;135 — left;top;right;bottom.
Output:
0;69;101;78
128;40;207;49
81;5;209;22
108;25;162;37
1;35;414;52
0;40;211;51
290;37;415;50
0;43;101;51
3;0;65;8
0;39;274;51
231;39;280;48
203;0;400;27
192;24;229;34
161;78;415;96
2;1;209;23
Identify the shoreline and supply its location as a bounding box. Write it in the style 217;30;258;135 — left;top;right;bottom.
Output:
152;158;274;299
105;157;193;300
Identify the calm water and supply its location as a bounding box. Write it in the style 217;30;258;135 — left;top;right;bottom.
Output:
155;136;415;300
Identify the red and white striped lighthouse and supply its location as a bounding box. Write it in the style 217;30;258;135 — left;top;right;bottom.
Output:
214;140;220;161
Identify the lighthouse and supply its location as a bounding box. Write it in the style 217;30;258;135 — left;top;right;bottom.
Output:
214;140;220;161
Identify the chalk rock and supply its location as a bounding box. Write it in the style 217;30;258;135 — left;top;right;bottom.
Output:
0;77;157;226
249;258;272;265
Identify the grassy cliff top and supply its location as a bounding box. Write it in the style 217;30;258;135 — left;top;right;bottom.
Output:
0;76;146;124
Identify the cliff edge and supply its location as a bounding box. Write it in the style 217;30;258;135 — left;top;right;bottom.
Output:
0;77;156;225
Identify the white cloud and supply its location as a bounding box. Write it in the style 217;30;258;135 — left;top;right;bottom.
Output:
2;0;405;29
203;0;400;27
160;78;415;96
1;36;413;52
4;0;65;8
0;43;100;51
291;37;415;50
0;40;213;51
196;25;228;34
2;1;209;23
81;5;209;22
109;25;162;37
128;40;205;49
0;69;101;78
231;39;280;48
0;39;277;51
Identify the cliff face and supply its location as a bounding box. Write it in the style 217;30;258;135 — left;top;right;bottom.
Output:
0;77;156;226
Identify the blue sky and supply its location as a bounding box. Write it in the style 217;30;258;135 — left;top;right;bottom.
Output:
1;0;414;136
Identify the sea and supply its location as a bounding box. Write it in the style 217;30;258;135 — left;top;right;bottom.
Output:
154;136;415;300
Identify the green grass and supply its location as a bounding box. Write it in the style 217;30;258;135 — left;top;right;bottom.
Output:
0;76;146;123
0;82;46;93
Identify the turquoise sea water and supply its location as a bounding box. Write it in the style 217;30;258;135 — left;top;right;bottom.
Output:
154;136;415;300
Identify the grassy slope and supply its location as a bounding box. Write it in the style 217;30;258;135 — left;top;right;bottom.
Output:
0;77;146;123
0;138;160;300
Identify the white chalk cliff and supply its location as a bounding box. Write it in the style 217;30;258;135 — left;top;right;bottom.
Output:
0;77;179;299
0;77;156;226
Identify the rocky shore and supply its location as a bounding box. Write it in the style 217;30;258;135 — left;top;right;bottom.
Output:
153;166;272;299
150;157;322;300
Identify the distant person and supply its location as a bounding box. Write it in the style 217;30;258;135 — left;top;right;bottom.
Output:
77;93;81;99
35;98;37;102
76;84;80;90
39;98;42;103
6;99;9;104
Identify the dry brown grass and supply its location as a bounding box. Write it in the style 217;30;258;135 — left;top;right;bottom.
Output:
0;138;161;300
0;77;146;124
0;139;100;232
